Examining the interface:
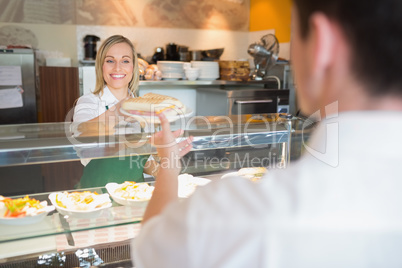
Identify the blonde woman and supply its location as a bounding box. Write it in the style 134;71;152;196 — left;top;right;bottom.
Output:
74;35;157;188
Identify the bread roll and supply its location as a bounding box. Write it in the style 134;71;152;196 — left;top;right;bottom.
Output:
122;93;186;116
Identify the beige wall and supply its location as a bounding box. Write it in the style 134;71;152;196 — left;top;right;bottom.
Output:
0;23;77;65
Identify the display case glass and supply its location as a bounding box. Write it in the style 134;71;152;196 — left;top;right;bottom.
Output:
0;113;314;266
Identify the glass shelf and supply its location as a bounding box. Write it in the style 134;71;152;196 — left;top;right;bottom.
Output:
0;114;296;167
0;113;312;251
0;187;143;244
0;112;314;265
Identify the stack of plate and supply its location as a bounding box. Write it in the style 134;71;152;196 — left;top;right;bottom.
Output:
191;61;220;80
157;61;185;80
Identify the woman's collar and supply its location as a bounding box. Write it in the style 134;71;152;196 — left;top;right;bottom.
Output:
100;86;119;103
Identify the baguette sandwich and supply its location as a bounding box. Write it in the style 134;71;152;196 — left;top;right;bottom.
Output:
122;93;186;117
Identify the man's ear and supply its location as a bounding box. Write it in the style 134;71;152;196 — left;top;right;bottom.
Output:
308;12;336;83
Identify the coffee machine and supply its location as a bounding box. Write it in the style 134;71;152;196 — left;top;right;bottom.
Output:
165;43;180;61
83;35;100;60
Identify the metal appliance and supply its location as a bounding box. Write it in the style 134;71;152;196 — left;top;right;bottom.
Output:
165;43;180;61
152;47;165;63
196;63;293;117
0;49;42;196
0;48;37;124
83;35;100;60
248;34;280;80
196;87;289;116
227;89;289;116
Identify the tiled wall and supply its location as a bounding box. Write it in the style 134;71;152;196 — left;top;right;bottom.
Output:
0;0;249;30
0;0;290;65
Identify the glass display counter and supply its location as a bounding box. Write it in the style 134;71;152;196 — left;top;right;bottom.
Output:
0;113;314;267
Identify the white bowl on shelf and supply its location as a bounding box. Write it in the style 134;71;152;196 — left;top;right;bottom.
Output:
0;206;55;225
105;182;152;208
49;192;112;219
185;67;199;72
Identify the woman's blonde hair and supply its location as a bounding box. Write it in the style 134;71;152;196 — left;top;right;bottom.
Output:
93;35;139;97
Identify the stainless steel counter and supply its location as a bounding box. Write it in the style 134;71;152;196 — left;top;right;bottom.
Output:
139;79;279;87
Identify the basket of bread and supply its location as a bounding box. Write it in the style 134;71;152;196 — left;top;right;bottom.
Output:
219;60;250;81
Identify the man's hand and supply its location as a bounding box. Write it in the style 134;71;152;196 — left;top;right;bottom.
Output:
150;112;193;169
142;112;193;224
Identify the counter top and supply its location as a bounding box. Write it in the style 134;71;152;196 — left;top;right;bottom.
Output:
139;79;281;88
0;114;295;167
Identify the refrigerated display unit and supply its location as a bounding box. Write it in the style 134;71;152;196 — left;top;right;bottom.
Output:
0;48;37;125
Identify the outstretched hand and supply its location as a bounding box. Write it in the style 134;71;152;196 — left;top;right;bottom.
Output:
142;112;193;224
150;112;193;169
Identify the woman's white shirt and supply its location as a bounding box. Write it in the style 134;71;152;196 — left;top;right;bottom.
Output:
74;86;119;122
72;86;153;166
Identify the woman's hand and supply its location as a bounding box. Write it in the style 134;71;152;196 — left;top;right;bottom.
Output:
77;96;131;136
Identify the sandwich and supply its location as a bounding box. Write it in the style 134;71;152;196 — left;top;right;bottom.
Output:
122;93;186;117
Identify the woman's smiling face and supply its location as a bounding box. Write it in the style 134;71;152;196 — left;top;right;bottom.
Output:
102;42;134;92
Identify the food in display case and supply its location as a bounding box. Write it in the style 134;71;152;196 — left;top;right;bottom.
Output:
238;167;267;181
177;173;211;198
106;181;154;207
0;110;299;265
106;174;211;206
221;167;267;182
0;195;54;225
49;191;112;218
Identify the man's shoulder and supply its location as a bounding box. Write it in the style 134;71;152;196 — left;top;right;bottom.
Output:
188;173;298;219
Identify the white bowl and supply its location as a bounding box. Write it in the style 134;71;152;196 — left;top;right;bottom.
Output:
177;174;211;198
185;67;199;72
0;206;55;225
49;192;112;219
185;72;199;76
105;182;153;208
